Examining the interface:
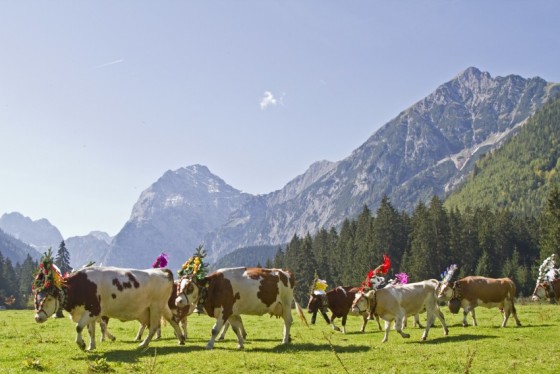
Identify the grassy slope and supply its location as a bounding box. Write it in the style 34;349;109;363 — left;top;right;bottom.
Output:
1;303;559;373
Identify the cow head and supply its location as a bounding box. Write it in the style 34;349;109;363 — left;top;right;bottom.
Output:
532;282;549;301
351;290;374;316
175;276;200;309
33;290;59;323
437;282;454;301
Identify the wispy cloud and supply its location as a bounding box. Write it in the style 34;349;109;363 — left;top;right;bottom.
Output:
259;91;284;110
95;59;125;69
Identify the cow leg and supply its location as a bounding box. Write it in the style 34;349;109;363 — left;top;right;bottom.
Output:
435;308;449;336
461;308;469;327
331;316;341;332
138;306;163;349
320;310;330;324
282;304;293;345
360;314;369;332
87;321;97;350
75;314;91;351
511;303;521;327
161;306;186;345
414;314;423;329
218;321;230;340
381;320;391;343
310;310;317;325
421;311;435;341
341;315;348;334
208;317;226;349
374;314;381;331
134;324;146;341
394;313;411;340
228;315;245;349
181;317;188;339
470;308;478;326
99;317;115;342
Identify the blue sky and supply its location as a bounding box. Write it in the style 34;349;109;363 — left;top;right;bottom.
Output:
1;1;559;238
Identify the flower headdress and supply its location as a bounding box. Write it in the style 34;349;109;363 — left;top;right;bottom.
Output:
32;248;65;294
441;264;458;284
361;254;390;291
537;254;558;283
393;272;409;285
178;245;208;280
152;252;169;268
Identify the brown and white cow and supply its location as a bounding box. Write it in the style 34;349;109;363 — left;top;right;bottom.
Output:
437;276;521;327
352;279;448;343
307;286;370;333
33;266;186;350
532;278;560;304
175;267;305;349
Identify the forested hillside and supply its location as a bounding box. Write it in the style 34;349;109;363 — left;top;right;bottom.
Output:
273;189;560;304
444;97;560;216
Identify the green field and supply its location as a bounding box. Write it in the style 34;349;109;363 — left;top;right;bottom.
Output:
1;302;559;373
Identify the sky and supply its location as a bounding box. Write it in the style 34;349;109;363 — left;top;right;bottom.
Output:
1;1;559;239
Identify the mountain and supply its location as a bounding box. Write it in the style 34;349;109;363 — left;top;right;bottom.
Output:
0;228;42;265
205;67;560;260
65;231;112;269
444;96;560;215
210;244;280;271
101;165;252;270
0;212;63;252
49;67;560;268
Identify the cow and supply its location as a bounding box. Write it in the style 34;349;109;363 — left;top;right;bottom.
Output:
437;276;521;327
351;279;448;343
532;278;560;304
33;266;186;350
175;267;305;349
307;286;370;333
531;254;560;304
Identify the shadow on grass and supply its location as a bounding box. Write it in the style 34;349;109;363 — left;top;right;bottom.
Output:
408;333;498;345
245;342;370;353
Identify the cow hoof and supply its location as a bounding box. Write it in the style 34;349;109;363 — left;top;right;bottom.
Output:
77;342;86;351
333;326;341;332
402;333;410;339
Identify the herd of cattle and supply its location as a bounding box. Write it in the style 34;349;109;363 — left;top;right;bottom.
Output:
32;256;559;351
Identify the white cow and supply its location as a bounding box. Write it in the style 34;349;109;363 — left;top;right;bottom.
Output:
34;266;185;350
352;279;448;343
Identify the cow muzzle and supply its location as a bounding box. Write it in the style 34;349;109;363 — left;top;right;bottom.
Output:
175;294;189;308
34;310;48;323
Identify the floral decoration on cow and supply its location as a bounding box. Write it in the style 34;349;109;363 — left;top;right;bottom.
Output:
441;264;458;284
32;248;65;294
152;252;169;268
537;254;559;282
360;254;390;291
178;245;209;280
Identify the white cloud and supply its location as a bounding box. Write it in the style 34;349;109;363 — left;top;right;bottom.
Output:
259;91;282;110
95;59;125;69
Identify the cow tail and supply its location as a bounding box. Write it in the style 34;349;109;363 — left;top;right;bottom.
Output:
294;299;309;328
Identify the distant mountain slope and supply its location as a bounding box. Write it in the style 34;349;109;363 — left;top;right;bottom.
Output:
102;165;251;270
0;212;63;252
65;231;112;269
209;244;280;271
206;67;560;260
0;228;42;265
444;97;560;215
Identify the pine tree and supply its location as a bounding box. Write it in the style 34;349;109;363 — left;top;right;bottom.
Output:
475;251;491;277
371;195;408;272
17;254;37;309
55;241;72;275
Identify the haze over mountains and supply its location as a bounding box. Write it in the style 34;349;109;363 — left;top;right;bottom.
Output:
2;67;559;270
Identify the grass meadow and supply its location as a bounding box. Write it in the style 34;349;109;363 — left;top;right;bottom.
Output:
0;301;559;373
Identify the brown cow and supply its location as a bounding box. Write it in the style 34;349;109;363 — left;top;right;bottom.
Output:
437;276;521;327
532;278;560;304
307;286;370;333
175;267;306;349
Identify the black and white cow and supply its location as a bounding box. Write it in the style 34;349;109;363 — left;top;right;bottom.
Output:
33;266;185;350
175;267;305;349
